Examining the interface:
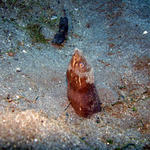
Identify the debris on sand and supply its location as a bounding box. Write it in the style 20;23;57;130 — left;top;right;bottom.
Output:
52;10;68;46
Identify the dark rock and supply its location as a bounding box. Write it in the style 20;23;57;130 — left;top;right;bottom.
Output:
52;16;68;45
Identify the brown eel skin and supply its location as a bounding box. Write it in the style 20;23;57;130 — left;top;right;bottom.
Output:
66;48;101;118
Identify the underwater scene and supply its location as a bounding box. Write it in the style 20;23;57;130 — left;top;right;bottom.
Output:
0;0;150;149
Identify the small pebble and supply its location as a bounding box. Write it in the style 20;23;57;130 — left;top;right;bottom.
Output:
51;16;57;20
16;95;20;99
14;58;19;61
34;138;38;142
109;43;115;48
86;23;90;28
16;67;21;72
74;8;78;11
7;94;10;99
96;117;100;124
81;137;86;140
66;112;69;117
22;50;27;53
143;31;148;35
29;88;32;91
8;51;15;57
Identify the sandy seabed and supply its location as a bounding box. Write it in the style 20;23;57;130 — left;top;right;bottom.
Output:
0;0;150;149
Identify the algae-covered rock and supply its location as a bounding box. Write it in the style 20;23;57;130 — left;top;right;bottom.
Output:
26;24;48;44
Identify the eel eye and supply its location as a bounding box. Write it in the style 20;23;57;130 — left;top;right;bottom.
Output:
79;62;84;68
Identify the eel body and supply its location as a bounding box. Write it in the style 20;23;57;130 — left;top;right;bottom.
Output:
66;48;101;118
